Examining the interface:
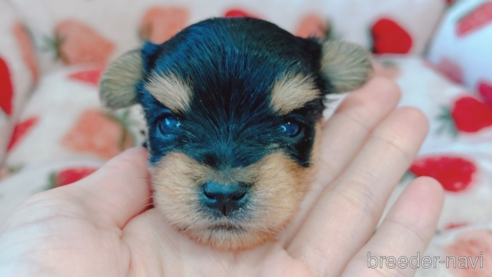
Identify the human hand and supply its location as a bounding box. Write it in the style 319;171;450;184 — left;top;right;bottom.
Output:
0;77;443;277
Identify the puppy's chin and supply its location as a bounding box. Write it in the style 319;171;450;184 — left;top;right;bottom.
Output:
180;221;275;251
151;151;314;251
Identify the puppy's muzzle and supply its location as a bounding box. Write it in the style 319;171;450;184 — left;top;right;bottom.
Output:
200;182;249;217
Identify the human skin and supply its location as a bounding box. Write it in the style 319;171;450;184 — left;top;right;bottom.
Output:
0;77;444;277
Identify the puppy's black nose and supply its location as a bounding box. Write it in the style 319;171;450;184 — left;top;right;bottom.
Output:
200;182;248;216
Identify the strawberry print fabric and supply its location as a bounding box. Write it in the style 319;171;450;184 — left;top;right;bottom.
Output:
0;1;38;163
317;0;446;55
417;224;492;277
374;56;492;276
3;66;146;169
428;0;492;99
9;0;445;74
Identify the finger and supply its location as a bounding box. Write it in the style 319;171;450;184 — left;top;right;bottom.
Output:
64;147;151;228
281;77;401;242
316;77;401;190
341;177;444;277
288;107;429;276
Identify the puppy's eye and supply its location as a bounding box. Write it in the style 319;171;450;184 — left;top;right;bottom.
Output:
279;121;301;137
157;115;181;135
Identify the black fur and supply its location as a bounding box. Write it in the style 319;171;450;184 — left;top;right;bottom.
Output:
136;18;331;169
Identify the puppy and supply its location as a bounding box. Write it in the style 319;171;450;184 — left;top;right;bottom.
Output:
99;17;372;251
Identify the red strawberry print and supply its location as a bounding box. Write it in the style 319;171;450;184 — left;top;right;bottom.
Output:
140;7;189;44
61;109;134;160
49;167;98;188
224;8;257;18
6;116;39;152
68;67;104;86
457;2;492;37
452;96;492;133
46;20;115;65
371;18;413;54
437;96;492;135
478;80;492;107
12;22;38;83
446;229;492;276
295;14;330;39
0;57;14;116
410;156;476;192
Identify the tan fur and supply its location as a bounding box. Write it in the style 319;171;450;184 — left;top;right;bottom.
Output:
321;40;373;93
99;50;142;109
145;72;193;113
152;151;310;251
270;74;321;115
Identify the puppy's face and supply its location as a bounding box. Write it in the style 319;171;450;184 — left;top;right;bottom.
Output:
100;18;372;251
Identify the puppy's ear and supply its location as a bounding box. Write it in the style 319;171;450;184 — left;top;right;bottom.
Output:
99;49;143;109
320;40;373;93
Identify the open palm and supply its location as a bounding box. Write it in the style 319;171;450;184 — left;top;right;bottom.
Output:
0;78;443;277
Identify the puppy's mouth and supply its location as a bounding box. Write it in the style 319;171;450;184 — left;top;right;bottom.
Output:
208;223;246;232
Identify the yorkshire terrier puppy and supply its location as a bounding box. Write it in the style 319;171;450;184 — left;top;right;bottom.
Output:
99;17;372;251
